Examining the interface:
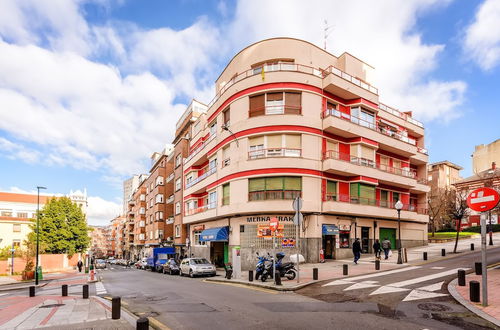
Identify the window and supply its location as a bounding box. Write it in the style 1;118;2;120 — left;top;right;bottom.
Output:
248;134;301;159
149;199;153;208
17;212;28;218
194;230;206;245
223;107;230;127
1;210;12;217
156;176;164;186
339;230;350;248
150;182;154;190
12;240;21;248
175;154;182;168
209;121;217;137
175;225;181;238
140;194;146;201
192;121;201;137
249;136;265;158
248;176;301;201
326;101;338;116
155;194;164;203
351;107;375;129
186;173;194;185
350;144;375;167
428;175;433;181
326;181;337;201
175;202;181;215
139;207;145;214
209;157;217;170
249;92;302;117
379;155;389;172
208;191;217;208
222;183;230;205
156;211;164;221
149;215;153;224
392;192;400;208
240;225;245;233
380;190;389;207
266;92;284;114
175;178;181;191
159;230;164;239
350;183;376;205
222;146;230;167
13;224;21;232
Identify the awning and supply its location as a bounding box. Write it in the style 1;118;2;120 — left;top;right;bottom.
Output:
322;224;339;235
200;226;229;242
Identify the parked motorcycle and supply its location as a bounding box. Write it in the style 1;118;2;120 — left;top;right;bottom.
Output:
261;252;297;282
255;252;269;280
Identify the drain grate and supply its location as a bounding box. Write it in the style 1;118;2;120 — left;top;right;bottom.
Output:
39;304;65;308
417;303;451;312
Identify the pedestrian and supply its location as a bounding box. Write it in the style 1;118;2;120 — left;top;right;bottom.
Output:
382;237;392;260
77;260;83;272
352;238;361;264
373;239;381;259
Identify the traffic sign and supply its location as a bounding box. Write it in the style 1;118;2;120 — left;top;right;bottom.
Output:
467;187;500;212
269;217;279;232
292;196;303;211
293;212;303;226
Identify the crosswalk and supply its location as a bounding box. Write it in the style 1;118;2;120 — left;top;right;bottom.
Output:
95;282;107;295
322;266;468;302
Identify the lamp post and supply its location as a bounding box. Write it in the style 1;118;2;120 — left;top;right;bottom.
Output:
35;186;46;285
395;200;403;265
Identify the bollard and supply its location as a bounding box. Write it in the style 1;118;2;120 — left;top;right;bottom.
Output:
82;284;89;299
475;262;482;275
375;260;380;270
313;268;318;280
458;269;466;286
29;286;35;297
248;270;253;282
62;284;68;297
343;264;348;276
423;252;428;260
275;272;282;286
112;296;121;319
470;280;480;303
137;317;149;330
441;249;446;257
471;243;474;251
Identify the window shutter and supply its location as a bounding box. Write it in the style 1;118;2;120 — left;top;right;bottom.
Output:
393;159;401;169
380;156;389;166
327;181;337;194
266;92;283;101
223;108;230;124
285;92;301;114
223;184;230;198
266;177;284;190
350;183;359;198
326;141;338;152
359;184;375;201
350;145;359;157
249;94;265;117
267;135;282;148
249;136;264;147
284;177;301;190
249;178;265;191
361;145;374;159
285;135;301;149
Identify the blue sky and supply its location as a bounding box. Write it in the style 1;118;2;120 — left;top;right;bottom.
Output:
0;0;499;225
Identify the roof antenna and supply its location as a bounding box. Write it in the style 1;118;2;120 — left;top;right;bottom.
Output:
324;19;334;50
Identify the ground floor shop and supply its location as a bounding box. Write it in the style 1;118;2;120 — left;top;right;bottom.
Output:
187;214;428;270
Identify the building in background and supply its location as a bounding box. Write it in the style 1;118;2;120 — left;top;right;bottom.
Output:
472;139;500;173
89;226;108;259
123;175;141;214
0;190;88;249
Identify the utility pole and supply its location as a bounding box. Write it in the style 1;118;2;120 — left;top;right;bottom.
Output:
35;186;46;285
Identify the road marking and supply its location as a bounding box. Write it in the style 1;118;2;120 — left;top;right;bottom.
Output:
323;266;421;286
416;281;443;292
369;286;410;295
402;290;447;302
95;282;107;295
430;267;445;270
204;280;277;294
344;282;379;291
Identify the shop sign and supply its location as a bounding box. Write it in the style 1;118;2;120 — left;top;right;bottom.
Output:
282;238;296;247
193;225;205;231
257;223;284;238
247;215;294;223
339;224;351;231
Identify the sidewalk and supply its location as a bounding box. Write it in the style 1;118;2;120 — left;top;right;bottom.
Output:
0;270;89;292
207;233;500;290
448;266;500;327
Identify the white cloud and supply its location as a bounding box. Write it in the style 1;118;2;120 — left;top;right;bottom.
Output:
86;195;121;226
464;0;500;70
0;137;41;164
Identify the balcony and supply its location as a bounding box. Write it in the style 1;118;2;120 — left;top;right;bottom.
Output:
248;148;301;160
185;202;216;216
248;190;301;201
322;65;378;103
166;173;175;183
128;200;136;206
325;194;426;214
186;166;217;189
166;195;174;204
184;133;216;164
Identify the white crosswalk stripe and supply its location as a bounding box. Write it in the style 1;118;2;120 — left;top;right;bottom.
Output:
95;282;107;295
0;293;8;297
323;266;421;287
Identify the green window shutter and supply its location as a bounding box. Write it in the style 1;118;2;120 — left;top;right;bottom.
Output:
284;177;301;190
359;184;375;205
266;177;284;190
380;190;388;201
223;184;230;198
249;178;265;192
350;183;359;198
327;181;337;194
392;192;400;205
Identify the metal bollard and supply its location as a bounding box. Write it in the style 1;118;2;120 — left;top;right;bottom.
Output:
475;262;482;275
441;249;446;257
313;268;318;280
136;317;149;330
423;252;428;260
82;284;89;299
343;264;348;276
62;284;68;297
248;270;253;282
29;286;35;297
470;280;480;303
375;260;380;270
471;243;474;251
458;269;466;286
112;296;121;319
275;272;281;286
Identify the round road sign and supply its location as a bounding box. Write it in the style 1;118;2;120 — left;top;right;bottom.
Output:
467;187;500;212
269;217;279;232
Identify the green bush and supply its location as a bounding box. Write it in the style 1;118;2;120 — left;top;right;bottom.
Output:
462;224;500;233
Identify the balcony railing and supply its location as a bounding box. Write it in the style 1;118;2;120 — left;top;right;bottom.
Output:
186;166;217;189
166;195;174;204
166;173;174;183
323;65;378;94
323;150;420;180
248;190;301;201
324;193;427;214
378;103;424;128
248;148;301;159
322;109;422;149
184;133;216;164
185;202;216;216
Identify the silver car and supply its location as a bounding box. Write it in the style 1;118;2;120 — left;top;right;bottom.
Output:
179;258;216;277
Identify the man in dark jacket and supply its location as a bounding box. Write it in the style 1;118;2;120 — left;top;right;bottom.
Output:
352;238;361;264
382;238;392;259
373;239;381;259
77;260;83;272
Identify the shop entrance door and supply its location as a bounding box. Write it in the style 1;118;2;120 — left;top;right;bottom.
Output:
361;227;370;253
379;228;396;250
210;242;226;267
322;235;335;259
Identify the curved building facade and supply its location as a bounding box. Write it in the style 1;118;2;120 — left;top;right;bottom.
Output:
181;38;429;269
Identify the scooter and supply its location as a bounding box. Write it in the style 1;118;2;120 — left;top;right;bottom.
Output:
260;252;297;282
255;252;270;280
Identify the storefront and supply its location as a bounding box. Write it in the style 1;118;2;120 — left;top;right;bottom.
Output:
321;224;338;259
199;226;229;267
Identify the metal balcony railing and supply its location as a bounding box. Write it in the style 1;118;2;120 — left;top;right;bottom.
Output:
185;166;217;189
248;148;301;159
248;190;301;201
324;193;427;214
185;202;216;216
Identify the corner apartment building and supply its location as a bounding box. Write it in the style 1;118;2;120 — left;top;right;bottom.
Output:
179;38;429;269
472;139;500;173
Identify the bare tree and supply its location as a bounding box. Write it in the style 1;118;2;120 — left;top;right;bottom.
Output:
427;187;450;236
445;189;470;253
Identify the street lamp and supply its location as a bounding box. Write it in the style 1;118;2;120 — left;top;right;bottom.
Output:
221;124;239;147
395;200;403;265
35;186;46;285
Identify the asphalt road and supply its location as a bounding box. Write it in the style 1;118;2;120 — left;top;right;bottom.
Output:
98;265;424;330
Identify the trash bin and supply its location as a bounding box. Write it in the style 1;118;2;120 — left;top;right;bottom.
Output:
36;266;43;280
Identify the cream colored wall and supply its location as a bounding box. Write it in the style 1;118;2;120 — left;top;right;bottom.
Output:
0;220;32;248
473;139;500;173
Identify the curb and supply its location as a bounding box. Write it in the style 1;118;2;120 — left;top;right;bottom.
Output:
409;245;500;267
204;277;317;291
0;281;49;292
447;278;500;328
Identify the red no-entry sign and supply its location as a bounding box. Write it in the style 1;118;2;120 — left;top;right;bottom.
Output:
269;217;279;232
467;187;500;212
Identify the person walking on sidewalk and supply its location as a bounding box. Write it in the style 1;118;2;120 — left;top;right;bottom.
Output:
373;239;381;259
382;238;391;260
352;238;361;264
77;260;83;272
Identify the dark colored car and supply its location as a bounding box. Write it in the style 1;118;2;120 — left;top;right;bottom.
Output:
95;259;106;269
162;258;180;275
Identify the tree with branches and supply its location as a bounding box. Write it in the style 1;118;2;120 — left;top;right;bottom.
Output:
445;189;470;253
427;187;450;236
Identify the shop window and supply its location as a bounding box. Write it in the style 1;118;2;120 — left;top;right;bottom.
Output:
222;183;230;205
339;231;350;248
248;176;301;201
326;181;337;201
350;183;376;205
193;230;206;246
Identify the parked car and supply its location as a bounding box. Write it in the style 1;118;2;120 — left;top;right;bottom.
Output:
179;258;216;277
95;259;106;269
162;258;180;275
136;257;148;269
107;257;115;264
